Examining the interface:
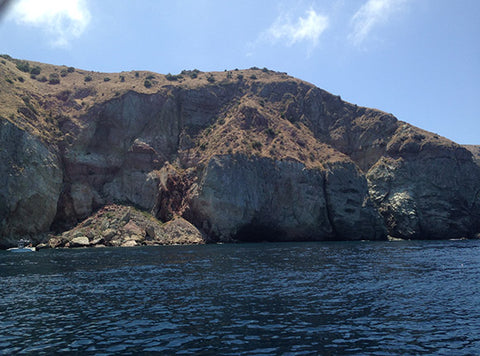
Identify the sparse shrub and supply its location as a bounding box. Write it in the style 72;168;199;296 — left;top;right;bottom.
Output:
237;74;244;80
30;66;41;75
265;127;276;137
1;60;5;65
17;76;24;82
48;73;60;84
30;74;37;80
67;66;75;73
218;118;225;125
144;79;152;88
251;141;262;150
135;72;139;78
207;75;215;83
84;75;92;82
250;74;257;80
146;74;155;80
165;73;183;81
104;77;111;82
226;72;232;79
16;61;30;73
120;75;125;82
60;68;68;77
200;143;207;151
250;66;259;70
262;67;269;72
37;75;47;82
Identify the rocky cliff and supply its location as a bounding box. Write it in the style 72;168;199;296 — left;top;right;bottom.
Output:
1;56;479;248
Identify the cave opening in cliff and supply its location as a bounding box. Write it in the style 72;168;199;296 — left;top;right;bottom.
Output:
234;223;286;242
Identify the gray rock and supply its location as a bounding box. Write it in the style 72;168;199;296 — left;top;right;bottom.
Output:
188;154;385;241
0;119;62;247
70;236;90;247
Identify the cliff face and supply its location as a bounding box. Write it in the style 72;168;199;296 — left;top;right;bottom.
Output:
0;57;478;247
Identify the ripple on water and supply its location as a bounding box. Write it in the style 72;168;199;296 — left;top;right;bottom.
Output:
1;241;480;354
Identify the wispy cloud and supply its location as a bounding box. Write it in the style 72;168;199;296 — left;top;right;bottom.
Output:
349;0;407;46
10;0;91;47
263;8;329;48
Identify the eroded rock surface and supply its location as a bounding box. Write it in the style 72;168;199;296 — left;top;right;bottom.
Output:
48;204;206;248
0;57;479;247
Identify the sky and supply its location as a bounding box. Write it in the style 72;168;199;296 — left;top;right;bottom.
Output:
0;0;479;144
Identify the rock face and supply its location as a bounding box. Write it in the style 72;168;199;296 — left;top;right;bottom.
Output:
0;119;62;248
187;155;385;241
0;57;479;247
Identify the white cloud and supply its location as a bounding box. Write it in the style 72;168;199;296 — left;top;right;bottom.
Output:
265;9;329;48
349;0;407;46
10;0;91;47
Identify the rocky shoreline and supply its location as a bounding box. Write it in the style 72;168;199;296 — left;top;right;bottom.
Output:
45;204;206;249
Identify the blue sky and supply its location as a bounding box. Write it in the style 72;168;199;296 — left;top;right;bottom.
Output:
1;0;479;144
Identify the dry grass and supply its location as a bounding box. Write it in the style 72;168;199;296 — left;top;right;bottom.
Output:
1;56;464;172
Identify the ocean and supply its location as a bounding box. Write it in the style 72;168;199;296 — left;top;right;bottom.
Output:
1;240;480;354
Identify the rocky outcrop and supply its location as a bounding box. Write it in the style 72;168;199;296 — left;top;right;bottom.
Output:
0;118;62;248
48;204;206;248
367;143;480;239
186;154;385;241
0;58;479;248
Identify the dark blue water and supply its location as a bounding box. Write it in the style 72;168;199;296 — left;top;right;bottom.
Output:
1;240;480;355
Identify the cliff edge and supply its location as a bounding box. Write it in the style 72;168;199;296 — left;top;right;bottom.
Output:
1;56;479;247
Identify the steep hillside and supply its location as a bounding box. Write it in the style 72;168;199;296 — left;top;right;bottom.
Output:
1;56;479;248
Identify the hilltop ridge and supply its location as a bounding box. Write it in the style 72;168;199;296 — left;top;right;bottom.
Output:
1;56;479;248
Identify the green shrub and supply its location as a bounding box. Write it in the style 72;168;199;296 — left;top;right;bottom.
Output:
135;72;139;78
251;141;262;150
37;75;47;82
265;127;276;137
250;74;257;80
16;61;30;73
30;66;41;75
144;79;152;88
207;75;215;83
237;74;244;80
165;73;183;81
6;78;13;84
104;77;111;82
67;66;75;73
146;74;155;80
48;73;60;84
84;75;92;82
120;75;125;82
17;76;24;82
60;68;68;77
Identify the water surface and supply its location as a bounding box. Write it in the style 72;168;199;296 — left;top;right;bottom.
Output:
1;240;480;354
